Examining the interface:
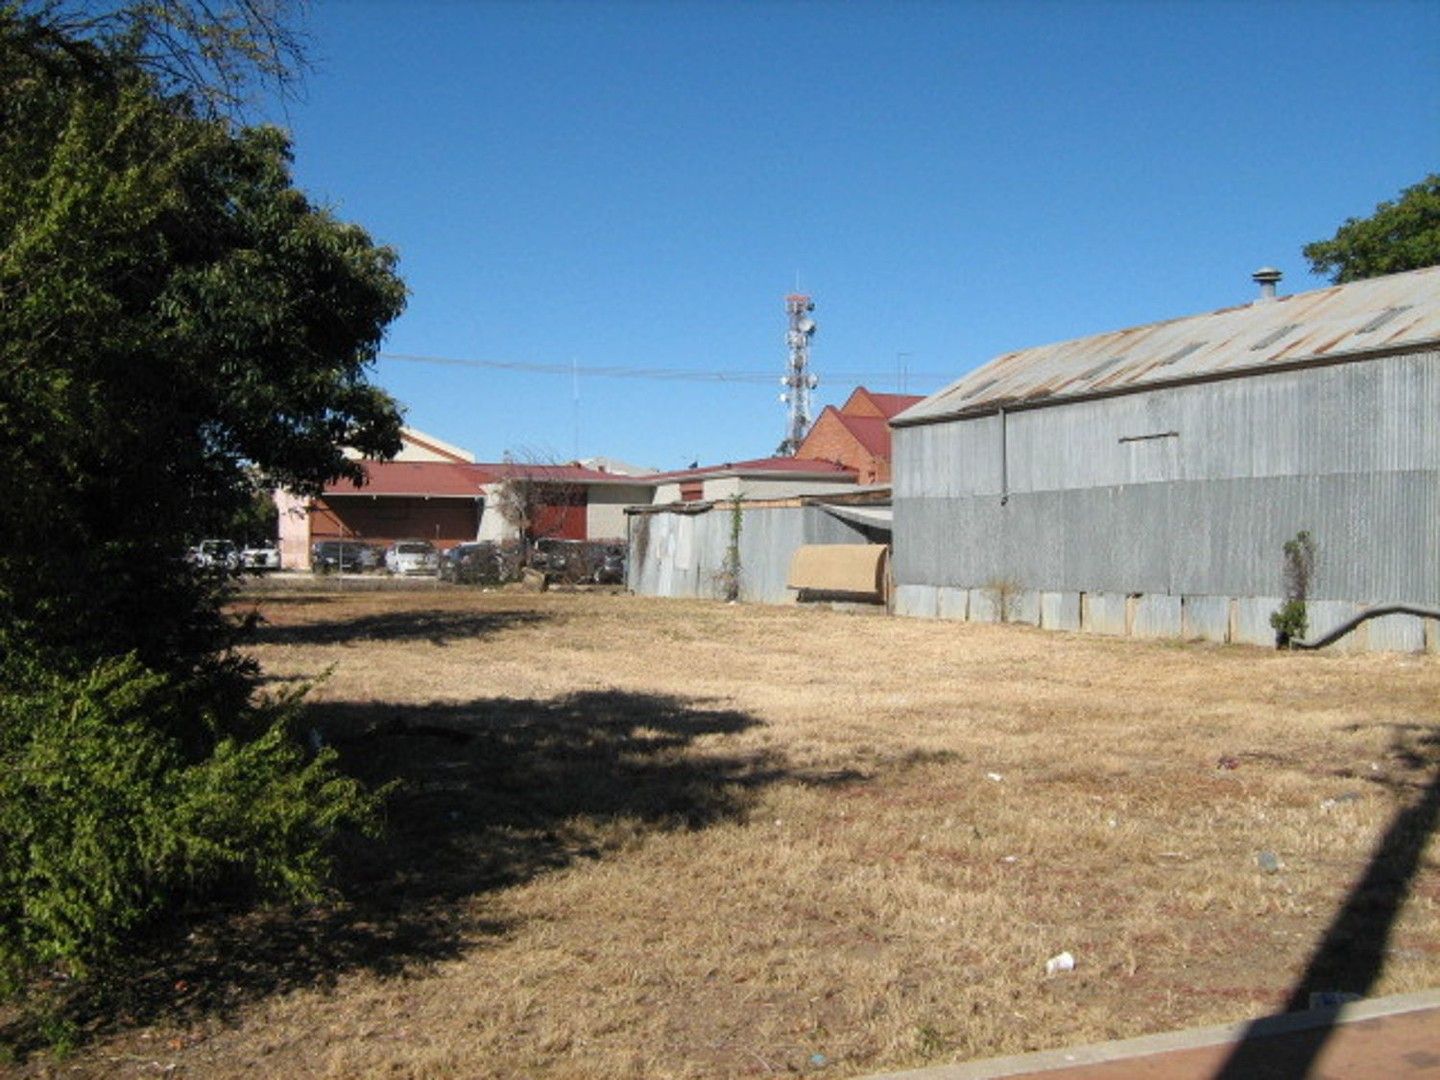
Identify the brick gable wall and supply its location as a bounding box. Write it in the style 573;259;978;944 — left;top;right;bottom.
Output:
795;410;886;485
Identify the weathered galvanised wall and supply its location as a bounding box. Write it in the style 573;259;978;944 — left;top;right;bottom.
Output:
891;350;1440;652
628;503;883;605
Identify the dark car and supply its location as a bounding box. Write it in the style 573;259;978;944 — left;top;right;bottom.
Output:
592;545;626;585
531;538;589;582
311;539;380;573
440;541;509;584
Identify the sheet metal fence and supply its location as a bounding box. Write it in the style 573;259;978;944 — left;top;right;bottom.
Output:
628;503;883;604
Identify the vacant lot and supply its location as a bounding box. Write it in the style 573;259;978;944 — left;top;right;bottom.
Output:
16;588;1440;1078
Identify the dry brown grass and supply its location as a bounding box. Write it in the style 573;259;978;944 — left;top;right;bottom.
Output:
14;587;1440;1078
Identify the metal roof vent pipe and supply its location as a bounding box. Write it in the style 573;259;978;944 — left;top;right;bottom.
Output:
1252;266;1282;302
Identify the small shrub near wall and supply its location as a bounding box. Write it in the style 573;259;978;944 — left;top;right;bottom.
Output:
1270;530;1318;647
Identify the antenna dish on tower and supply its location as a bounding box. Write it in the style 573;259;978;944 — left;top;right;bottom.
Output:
776;293;819;456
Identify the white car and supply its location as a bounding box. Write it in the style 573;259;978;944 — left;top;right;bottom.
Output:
189;539;240;570
385;540;438;575
240;542;281;572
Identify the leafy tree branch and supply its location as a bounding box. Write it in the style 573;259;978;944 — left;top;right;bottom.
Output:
1303;174;1440;283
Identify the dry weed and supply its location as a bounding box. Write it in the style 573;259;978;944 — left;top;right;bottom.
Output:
13;587;1438;1078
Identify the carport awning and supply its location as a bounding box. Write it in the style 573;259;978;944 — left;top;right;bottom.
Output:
816;503;893;530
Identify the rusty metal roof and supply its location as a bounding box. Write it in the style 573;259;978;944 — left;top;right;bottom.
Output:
894;265;1440;426
324;461;486;498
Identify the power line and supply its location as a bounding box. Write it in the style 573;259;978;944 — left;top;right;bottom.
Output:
379;351;945;386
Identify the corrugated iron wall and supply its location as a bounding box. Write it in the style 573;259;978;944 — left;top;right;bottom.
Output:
891;350;1440;648
629;504;877;603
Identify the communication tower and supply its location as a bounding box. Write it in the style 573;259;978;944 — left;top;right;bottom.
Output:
777;293;818;455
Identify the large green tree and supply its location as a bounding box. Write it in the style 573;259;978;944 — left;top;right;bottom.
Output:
0;6;404;1003
14;0;307;110
1303;174;1440;283
1;11;405;674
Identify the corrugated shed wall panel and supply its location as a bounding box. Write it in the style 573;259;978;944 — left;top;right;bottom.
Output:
804;509;874;545
895;418;1003;498
738;506;801;603
894;471;1438;604
895;351;1439;498
894;351;1440;613
628;504;880;603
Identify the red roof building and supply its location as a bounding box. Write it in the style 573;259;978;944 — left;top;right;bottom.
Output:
277;430;656;568
794;386;923;484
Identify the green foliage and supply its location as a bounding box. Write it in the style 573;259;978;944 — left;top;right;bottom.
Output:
1303;174;1440;283
225;482;280;546
13;0;306;113
1269;530;1317;648
0;9;402;1013
717;497;743;602
1269;599;1308;648
0;655;380;995
1281;530;1317;601
0;13;405;675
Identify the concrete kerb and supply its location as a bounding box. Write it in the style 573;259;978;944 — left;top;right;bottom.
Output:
860;988;1440;1080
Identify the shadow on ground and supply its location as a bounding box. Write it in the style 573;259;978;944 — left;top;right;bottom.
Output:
1215;725;1440;1078
2;689;861;1056
241;606;546;647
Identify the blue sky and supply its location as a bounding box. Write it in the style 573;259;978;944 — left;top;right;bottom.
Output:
280;0;1439;471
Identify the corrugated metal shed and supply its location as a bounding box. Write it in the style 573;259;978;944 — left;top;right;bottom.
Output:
896;265;1440;425
627;495;889;604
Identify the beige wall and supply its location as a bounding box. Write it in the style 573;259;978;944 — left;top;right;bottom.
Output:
275;489;312;570
476;483;517;542
587;484;655;540
653;475;856;504
477;482;646;542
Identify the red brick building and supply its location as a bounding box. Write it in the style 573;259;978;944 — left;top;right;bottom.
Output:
793;387;923;484
276;430;654;569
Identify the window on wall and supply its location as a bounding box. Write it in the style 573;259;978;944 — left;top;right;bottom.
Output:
680;480;703;502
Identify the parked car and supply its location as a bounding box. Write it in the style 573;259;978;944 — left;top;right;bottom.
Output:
531;539;625;585
385;539;439;575
240;541;281;572
188;538;240;571
592;545;626;585
530;538;587;582
437;543;468;582
311;539;381;573
440;541;511;584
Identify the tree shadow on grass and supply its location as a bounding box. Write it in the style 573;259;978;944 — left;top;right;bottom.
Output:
3;690;863;1055
242;607;547;647
1213;726;1440;1078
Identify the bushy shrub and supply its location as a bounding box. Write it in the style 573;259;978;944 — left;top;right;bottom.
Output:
1269;530;1317;648
1269;599;1309;648
0;655;381;998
